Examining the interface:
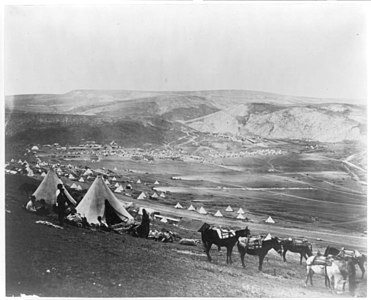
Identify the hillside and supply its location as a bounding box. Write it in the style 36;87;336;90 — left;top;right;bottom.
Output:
5;89;366;144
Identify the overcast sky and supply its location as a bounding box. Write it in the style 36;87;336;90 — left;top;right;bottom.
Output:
4;3;368;100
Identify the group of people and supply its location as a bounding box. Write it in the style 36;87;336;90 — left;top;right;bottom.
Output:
25;184;76;226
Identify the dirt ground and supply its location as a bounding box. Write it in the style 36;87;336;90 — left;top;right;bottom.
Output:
5;174;367;297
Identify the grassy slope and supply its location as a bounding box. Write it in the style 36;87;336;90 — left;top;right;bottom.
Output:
5;174;366;297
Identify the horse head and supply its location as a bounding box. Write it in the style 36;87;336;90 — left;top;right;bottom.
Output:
271;237;283;255
197;222;210;233
235;226;250;238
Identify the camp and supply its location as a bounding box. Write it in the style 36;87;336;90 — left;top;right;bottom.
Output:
33;169;76;206
265;216;275;224
75;176;134;225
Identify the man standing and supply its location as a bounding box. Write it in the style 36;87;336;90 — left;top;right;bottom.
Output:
56;184;69;226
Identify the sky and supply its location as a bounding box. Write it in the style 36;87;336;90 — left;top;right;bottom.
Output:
4;2;369;100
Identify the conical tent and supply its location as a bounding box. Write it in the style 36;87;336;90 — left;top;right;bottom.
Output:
136;179;141;184
160;217;168;223
151;192;159;199
225;205;233;212
160;192;166;198
214;210;223;217
154;180;160;185
198;207;207;215
76;176;134;225
114;186;123;193
76;185;82;191
174;202;183;209
188;204;196;211
33;169;76;206
114;182;120;187
264;233;272;240
137;192;146;200
237;208;245;214
83;169;93;176
265;216;275;224
236;213;245;220
78;177;85;183
71;183;78;189
41;172;47;177
68;174;76;180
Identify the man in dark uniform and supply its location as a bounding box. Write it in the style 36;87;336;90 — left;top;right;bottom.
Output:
56;184;70;226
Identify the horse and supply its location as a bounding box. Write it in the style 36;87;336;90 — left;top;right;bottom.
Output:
126;209;150;238
324;246;366;279
198;223;250;264
237;236;282;271
305;255;356;294
281;238;313;264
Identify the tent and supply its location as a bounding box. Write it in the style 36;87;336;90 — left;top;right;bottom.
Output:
114;186;123;193
264;233;272;240
76;185;82;191
112;177;117;181
174;202;183;209
75;176;134;225
78;177;85;183
137;192;146;200
31;145;39;151
33;169;76;206
71;183;78;189
150;192;159;199
225;205;233;212
214;210;223;217
83;169;93;176
198;207;207;215
41;172;47;177
237;208;245;214
160;217;168;223
236;213;245;220
265;216;275;224
154;180;160;185
188;204;196;211
68;174;76;180
136;179;141;184
160;192;166;198
114;182;120;188
105;179;110;185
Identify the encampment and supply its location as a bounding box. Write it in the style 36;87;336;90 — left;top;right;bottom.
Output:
75;176;134;225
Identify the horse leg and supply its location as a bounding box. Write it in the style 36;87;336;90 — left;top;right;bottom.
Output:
240;250;246;268
283;249;287;262
300;253;303;265
358;261;365;279
226;247;232;264
205;242;212;262
305;268;312;287
258;255;264;271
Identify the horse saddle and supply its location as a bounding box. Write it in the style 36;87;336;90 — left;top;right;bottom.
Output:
213;228;235;239
311;255;332;266
338;249;361;259
238;236;262;249
292;239;309;247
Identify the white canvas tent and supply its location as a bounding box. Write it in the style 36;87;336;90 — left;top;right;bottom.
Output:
68;174;76;180
236;213;245;220
237;208;245;214
214;210;223;217
83;169;93;176
188;204;196;211
265;216;275;224
33;169;76;206
160;192;166;198
151;192;159;199
136;179;141;184
137;192;146;200
75;176;134;225
225;205;233;212
160;217;168;223
264;233;272;240
41;172;47;177
198;207;207;215
78;177;85;183
154;180;160;185
114;182;120;188
114;186;123;193
174;202;183;209
76;185;82;191
71;183;78;189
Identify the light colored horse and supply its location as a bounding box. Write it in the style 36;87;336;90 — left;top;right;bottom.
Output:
305;255;356;294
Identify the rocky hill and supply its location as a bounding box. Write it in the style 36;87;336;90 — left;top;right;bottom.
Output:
5;89;366;144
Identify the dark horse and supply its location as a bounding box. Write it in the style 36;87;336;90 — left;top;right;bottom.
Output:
127;209;150;238
324;246;366;279
238;236;282;271
198;223;250;264
281;239;313;265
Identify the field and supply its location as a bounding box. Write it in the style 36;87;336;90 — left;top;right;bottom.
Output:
5;149;367;297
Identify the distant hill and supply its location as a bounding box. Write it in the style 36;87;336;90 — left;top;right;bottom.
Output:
5;89;366;144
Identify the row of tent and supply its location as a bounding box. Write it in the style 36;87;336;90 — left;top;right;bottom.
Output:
173;202;276;223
